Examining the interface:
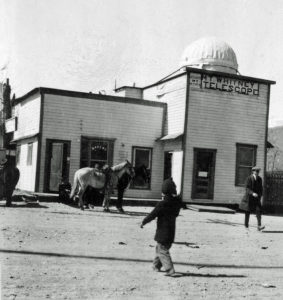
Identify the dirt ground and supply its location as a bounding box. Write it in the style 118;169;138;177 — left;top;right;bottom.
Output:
0;199;283;300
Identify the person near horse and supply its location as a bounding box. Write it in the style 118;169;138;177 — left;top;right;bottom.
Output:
70;160;134;212
82;163;102;208
239;166;265;231
0;156;20;207
140;177;182;277
116;172;132;213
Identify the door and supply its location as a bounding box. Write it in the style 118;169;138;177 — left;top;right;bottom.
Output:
164;151;183;194
164;152;173;180
192;148;216;199
45;139;71;193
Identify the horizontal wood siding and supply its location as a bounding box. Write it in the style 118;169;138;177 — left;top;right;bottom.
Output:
183;72;269;204
143;75;187;135
39;94;164;198
13;95;41;140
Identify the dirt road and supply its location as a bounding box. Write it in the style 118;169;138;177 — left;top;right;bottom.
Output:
0;200;283;299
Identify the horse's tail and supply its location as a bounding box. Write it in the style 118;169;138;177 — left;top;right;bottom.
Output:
70;172;78;199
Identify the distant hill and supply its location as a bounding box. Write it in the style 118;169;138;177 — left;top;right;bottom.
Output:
267;126;283;171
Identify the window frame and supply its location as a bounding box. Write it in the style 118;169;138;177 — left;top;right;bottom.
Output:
131;146;153;190
16;144;21;165
80;136;115;168
235;143;257;187
26;142;33;166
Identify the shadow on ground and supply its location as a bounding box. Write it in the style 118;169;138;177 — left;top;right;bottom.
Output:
1;248;283;270
167;272;246;278
206;219;246;227
0;203;49;209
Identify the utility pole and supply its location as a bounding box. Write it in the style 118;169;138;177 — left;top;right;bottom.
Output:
1;79;12;149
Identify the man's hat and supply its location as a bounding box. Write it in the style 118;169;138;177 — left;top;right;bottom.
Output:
252;166;261;171
0;157;8;165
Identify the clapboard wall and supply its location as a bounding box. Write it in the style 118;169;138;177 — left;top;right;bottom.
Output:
39;92;166;199
143;74;187;135
13;94;41;191
182;71;269;203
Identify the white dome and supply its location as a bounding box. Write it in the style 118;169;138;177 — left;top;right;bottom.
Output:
180;37;238;74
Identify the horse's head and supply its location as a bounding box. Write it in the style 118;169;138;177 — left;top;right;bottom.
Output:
125;160;135;178
134;164;149;183
111;160;135;179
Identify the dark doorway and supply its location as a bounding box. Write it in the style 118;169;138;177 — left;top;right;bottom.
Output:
45;139;71;193
164;152;172;180
192;148;217;199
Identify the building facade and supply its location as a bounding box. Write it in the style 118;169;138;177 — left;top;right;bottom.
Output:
8;37;275;205
11;88;166;199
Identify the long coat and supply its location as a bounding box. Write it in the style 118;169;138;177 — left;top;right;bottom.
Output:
142;196;182;245
0;163;20;198
239;174;263;212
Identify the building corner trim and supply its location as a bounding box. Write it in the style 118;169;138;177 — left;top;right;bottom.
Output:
181;72;191;200
35;92;44;192
263;84;271;205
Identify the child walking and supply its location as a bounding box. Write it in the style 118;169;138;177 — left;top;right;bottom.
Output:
140;177;182;277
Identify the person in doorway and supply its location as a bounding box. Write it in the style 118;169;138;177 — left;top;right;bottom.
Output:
0;156;20;207
239;166;265;231
140;177;182;277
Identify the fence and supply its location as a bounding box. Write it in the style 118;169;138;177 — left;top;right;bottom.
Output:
265;171;283;209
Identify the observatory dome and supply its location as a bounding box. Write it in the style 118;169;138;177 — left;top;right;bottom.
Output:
180;37;238;74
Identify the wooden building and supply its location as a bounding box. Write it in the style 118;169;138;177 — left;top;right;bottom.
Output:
8;37;276;205
10;88;166;199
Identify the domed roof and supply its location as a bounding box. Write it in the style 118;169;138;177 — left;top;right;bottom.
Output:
180;37;238;74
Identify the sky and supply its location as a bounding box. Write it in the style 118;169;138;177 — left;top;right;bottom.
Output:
0;0;282;127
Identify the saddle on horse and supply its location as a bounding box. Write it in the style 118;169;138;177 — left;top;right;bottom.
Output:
92;165;113;192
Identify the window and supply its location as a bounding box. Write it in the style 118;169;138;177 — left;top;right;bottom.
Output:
131;147;152;189
80;137;114;168
235;143;257;186
27;143;33;165
16;145;21;164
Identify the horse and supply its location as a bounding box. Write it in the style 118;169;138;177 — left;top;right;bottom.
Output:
70;160;135;211
0;159;20;206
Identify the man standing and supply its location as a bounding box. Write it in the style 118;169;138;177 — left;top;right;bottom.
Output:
240;166;265;231
0;157;20;206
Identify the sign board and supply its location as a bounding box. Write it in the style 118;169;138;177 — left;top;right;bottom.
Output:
190;73;259;96
5;117;17;133
198;171;208;178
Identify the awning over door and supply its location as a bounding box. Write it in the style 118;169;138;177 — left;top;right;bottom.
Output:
158;132;183;141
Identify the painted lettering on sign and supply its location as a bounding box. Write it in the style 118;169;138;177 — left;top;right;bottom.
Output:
190;74;259;96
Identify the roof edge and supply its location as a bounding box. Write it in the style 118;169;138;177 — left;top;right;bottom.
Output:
186;67;276;85
143;67;275;90
14;87;166;108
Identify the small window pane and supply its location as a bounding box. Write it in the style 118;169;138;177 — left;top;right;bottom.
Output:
237;167;251;186
81;160;89;168
16;145;21;164
238;147;254;166
91;141;108;161
235;144;257;186
27;143;33;165
80;138;113;168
